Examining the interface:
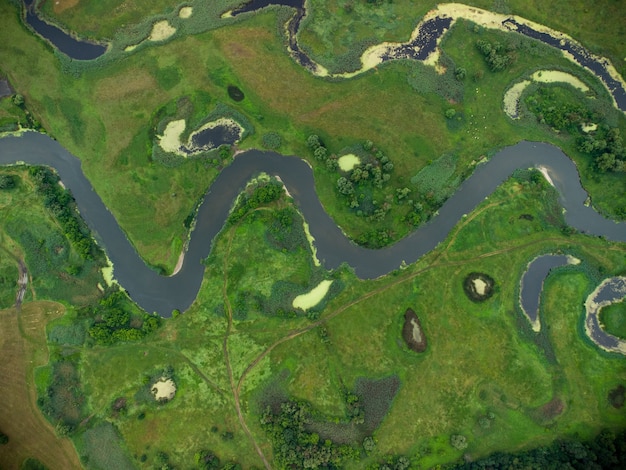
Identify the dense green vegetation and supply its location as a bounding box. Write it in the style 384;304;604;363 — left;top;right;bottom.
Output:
2;1;626;469
599;300;626;340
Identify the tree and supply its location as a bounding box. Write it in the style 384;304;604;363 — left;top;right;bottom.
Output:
306;134;321;149
445;108;456;119
12;93;24;106
0;175;16;190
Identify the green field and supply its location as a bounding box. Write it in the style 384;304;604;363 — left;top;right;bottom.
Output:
1;0;626;469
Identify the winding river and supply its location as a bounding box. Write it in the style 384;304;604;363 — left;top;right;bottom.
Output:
21;1;626;112
1;133;626;318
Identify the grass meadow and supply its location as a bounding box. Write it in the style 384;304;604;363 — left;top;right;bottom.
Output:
2;0;626;271
1;1;626;468
23;176;622;469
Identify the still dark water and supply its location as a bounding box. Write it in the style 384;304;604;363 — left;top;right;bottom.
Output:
585;277;626;352
1;133;625;317
19;0;626;112
22;0;106;60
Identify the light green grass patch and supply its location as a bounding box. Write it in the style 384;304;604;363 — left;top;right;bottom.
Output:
292;279;333;311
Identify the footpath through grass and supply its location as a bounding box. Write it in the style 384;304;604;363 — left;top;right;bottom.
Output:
32;173;626;468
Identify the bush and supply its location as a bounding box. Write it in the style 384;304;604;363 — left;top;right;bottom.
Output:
450;434;468;450
262;132;282;149
0;174;17;190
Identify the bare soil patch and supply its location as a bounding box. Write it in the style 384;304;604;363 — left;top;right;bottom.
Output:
530;397;565;425
0;302;80;469
51;0;79;15
402;308;427;353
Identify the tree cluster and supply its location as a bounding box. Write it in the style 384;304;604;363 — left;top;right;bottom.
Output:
87;291;161;345
579;126;625;172
0;174;17;190
229;181;284;224
260;400;358;468
475;39;517;72
29;167;99;260
451;428;626;469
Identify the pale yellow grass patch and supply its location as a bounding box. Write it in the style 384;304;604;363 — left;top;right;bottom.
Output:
292;280;333;311
301;221;320;267
531;70;589;92
179;6;193;19
158;119;186;155
503;80;531;118
149;20;176;42
581;123;598;133
337;153;360;172
151;377;177;400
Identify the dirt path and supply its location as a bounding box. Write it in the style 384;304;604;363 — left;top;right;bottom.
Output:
0;302;81;470
15;259;28;309
221;225;272;470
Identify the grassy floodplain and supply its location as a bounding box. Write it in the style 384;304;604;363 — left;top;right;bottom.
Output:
1;0;626;469
2;1;626;268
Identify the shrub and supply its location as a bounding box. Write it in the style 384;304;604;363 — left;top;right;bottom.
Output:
450;434;468;450
262;132;282;149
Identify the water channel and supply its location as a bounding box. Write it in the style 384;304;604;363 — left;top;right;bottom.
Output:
1;134;626;317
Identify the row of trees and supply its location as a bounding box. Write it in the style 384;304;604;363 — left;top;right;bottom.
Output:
29;167;99;260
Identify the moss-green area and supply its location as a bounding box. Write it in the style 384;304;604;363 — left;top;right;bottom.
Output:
298;0;626;78
2;1;626;269
0;167;104;307
600;300;626;340
3;1;626;468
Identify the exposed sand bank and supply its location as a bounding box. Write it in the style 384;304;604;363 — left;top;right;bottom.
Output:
537;165;555;187
337;154;360;172
472;278;487;296
151;377;176;400
292;280;333;311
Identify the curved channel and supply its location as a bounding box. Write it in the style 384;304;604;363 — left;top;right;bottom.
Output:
1;133;626;317
585;277;626;354
20;0;626;111
519;254;572;331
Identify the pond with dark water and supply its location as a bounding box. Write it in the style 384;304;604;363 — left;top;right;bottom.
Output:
1;134;625;317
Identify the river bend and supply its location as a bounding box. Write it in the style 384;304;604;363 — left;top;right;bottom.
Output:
1;133;625;316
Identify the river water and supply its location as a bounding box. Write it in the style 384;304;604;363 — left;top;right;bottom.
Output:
1;133;625;317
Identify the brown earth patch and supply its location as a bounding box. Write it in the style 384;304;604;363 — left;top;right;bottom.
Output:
0;302;81;470
41;0;80;15
530;397;565;425
94;69;157;103
608;385;625;409
402;308;427;353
